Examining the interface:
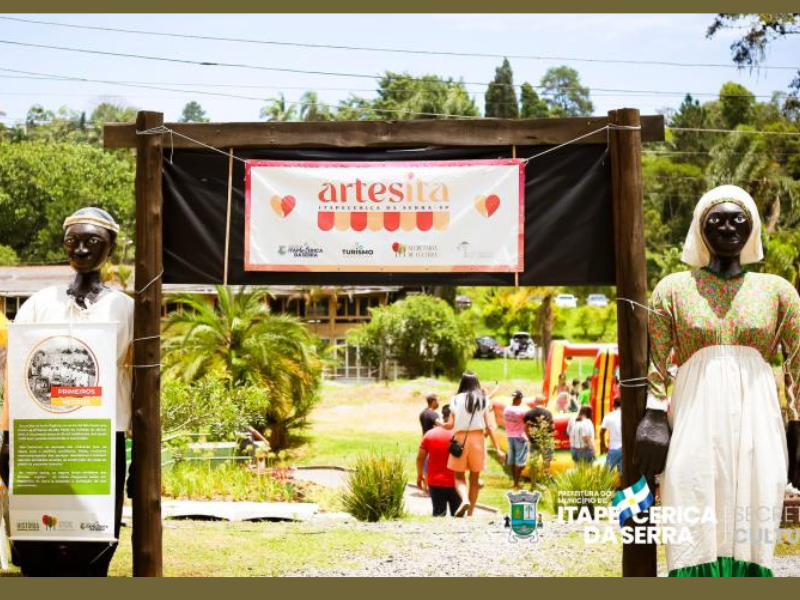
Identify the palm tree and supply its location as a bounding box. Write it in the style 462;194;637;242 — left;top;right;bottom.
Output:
162;286;322;450
259;93;298;122
299;91;333;122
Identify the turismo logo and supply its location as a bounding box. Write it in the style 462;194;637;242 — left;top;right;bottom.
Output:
342;243;374;257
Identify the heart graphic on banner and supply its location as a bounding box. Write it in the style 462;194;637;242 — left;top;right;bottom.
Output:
475;194;500;218
474;195;487;217
270;195;296;218
485;194;501;217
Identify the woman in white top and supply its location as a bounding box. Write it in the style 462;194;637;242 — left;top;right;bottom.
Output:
567;405;596;465
442;372;506;517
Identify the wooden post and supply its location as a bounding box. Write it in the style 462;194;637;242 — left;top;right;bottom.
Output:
608;108;656;577
133;110;164;577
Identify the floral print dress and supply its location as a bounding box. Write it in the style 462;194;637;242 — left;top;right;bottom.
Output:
647;268;800;577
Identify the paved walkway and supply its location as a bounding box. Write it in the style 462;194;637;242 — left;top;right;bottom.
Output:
293;466;498;517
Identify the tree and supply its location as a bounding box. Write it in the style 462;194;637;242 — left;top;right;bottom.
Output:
349;295;473;380
539;66;594;117
520;83;550;118
719;82;756;130
484;58;519;118
179;101;209;123
299;91;334;122
0;244;18;266
356;72;479;120
0;141;134;262
162;286;323;451
481;287;557;359
260;93;298;122
707;14;800;108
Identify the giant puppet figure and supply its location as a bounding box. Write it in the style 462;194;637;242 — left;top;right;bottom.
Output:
0;207;133;576
635;185;800;577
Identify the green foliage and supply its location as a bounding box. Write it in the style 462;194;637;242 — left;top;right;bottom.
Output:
2;102;138;146
350;294;473;379
368;72;480;120
342;453;407;522
481;287;541;343
299;91;334;122
707;14;800;106
162;462;304;502
0;244;18;266
719;82;756;130
0;141;134;262
179;101;209;123
260;93;298;122
520;83;550;119
544;463;618;513
563;306;618;343
484;58;519;118
539;66;594;117
161;374;268;440
162;286;323;450
527;419;555;487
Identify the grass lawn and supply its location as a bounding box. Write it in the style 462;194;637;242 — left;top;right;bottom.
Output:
467;357;598;390
1;521;399;577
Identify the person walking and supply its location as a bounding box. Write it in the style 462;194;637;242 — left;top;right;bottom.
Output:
442;372;506;517
600;397;623;474
567;406;596;465
503;390;529;489
416;405;459;516
419;393;440;435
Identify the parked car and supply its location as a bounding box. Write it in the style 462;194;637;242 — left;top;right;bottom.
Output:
555;294;578;308
474;336;504;359
506;332;536;359
586;293;609;307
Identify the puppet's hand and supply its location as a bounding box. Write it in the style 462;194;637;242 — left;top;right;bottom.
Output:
634;409;671;478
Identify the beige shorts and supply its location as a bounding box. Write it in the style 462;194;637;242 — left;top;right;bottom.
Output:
447;430;486;473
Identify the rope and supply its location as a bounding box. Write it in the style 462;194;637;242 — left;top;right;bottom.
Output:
134;268;163;295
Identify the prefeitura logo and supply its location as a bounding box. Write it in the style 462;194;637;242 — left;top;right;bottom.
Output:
506;490;543;543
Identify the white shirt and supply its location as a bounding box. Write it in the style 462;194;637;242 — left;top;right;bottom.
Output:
567;417;594;450
450;392;489;432
14;285;134;432
601;409;622;450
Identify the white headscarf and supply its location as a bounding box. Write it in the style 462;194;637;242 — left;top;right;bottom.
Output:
681;185;763;268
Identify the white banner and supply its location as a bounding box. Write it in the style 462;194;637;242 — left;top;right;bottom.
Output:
245;159;525;272
7;323;117;542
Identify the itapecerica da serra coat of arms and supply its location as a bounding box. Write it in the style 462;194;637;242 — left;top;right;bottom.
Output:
506;490;543;543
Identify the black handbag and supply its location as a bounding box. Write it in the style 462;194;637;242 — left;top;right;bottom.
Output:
449;405;476;458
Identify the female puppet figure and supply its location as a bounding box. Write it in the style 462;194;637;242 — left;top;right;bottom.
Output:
636;185;800;577
0;207;133;576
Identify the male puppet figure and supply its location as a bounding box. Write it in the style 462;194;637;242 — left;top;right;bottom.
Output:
0;207;133;577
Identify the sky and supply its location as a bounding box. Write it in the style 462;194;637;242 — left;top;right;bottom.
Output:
1;13;799;125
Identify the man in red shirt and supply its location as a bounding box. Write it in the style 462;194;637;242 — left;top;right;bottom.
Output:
416;405;459;516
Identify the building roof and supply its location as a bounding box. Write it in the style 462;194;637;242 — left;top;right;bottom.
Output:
0;266;405;297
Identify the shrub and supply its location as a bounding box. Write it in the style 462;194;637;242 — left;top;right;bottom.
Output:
342;453;407;522
162;462;303;502
545;463;618;515
349;294;473;380
161;374;267;441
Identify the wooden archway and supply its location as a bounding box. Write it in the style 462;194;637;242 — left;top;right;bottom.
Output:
106;110;663;577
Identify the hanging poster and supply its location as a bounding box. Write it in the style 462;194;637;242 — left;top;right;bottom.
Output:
7;322;116;542
245;159;525;273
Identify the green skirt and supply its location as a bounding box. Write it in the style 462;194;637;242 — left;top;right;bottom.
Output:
669;557;773;577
